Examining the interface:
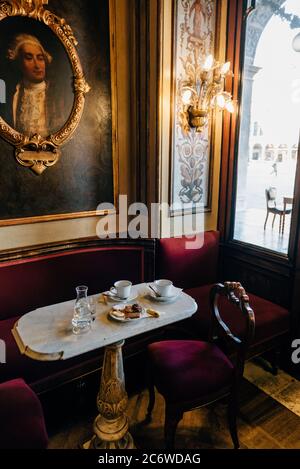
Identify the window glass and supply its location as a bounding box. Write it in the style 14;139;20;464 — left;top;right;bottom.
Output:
233;0;300;254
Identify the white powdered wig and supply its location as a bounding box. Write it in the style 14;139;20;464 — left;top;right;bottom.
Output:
7;33;52;64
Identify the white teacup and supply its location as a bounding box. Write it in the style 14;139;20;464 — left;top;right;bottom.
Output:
154;279;173;297
110;280;132;299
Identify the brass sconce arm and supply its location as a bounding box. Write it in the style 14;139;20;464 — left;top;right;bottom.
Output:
180;55;234;133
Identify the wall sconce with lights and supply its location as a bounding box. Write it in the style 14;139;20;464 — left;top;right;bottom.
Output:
180;54;234;133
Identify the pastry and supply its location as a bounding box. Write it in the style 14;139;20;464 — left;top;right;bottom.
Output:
147;308;160;318
112;310;125;319
124;303;142;318
125;311;140;318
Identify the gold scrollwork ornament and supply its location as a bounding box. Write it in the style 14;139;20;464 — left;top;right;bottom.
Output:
0;0;90;174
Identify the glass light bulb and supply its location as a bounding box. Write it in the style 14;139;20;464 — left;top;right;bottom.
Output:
182;89;193;105
216;94;226;108
203;54;214;71
225;100;235;113
221;61;231;75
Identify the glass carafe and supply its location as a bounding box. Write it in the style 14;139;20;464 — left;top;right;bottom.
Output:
72;285;92;334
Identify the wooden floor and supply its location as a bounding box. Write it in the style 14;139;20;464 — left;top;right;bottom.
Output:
48;379;300;449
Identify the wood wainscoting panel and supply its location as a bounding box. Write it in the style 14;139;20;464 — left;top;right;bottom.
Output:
220;244;292;308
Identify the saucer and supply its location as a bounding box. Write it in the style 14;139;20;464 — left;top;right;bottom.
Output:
103;291;138;303
146;284;182;303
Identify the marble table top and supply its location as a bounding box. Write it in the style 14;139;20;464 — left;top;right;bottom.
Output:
12;283;197;361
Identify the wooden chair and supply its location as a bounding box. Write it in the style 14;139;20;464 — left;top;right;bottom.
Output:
146;282;255;449
264;187;292;233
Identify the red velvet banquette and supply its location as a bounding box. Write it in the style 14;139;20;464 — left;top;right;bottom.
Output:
0;239;158;394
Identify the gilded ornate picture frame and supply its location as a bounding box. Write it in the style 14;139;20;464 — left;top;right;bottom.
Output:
0;0;116;227
0;0;90;175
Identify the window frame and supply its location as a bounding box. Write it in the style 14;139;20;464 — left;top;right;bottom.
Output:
219;0;300;267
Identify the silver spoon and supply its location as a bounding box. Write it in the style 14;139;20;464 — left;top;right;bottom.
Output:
148;284;161;297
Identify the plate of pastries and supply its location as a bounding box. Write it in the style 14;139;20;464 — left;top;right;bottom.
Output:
108;303;159;322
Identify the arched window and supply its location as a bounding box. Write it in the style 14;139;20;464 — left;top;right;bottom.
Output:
252;144;262;160
277;144;288;162
265;144;275;161
291;144;298;160
233;0;299;254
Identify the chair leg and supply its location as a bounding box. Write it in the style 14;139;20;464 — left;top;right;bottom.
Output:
164;405;183;449
264;212;269;230
227;391;240;449
272;214;276;228
279;214;282;234
281;213;285;235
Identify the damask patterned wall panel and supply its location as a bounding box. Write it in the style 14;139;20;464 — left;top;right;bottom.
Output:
170;0;217;214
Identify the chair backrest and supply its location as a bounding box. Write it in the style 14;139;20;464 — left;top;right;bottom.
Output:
265;187;277;207
210;282;255;373
157;231;220;289
283;197;293;216
283;196;293;207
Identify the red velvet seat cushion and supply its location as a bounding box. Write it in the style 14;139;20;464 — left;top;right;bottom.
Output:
184;284;290;346
157;231;219;289
0;378;48;448
148;340;233;403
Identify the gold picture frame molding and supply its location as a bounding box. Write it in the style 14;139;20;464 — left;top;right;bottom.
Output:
0;0;119;227
0;209;115;227
0;0;90;175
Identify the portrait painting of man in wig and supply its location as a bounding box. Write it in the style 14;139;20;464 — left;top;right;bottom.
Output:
6;33;62;137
